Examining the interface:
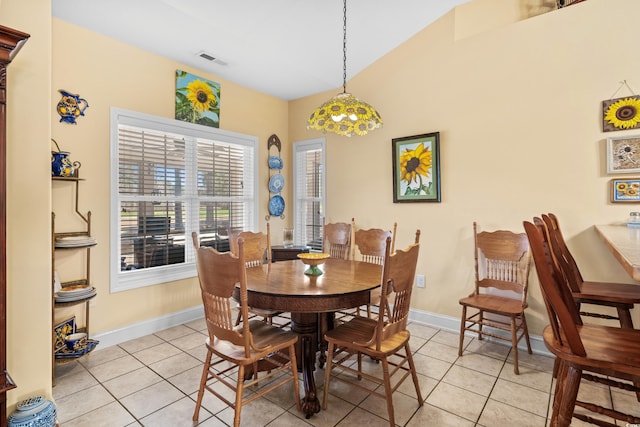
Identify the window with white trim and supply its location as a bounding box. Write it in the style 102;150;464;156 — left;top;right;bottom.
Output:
110;108;257;292
293;138;325;251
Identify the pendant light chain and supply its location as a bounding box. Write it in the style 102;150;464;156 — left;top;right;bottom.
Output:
342;0;347;94
306;0;383;136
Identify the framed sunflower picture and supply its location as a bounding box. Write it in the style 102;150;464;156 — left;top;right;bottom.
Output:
611;178;640;203
392;132;440;203
607;135;640;174
602;95;640;132
175;70;220;128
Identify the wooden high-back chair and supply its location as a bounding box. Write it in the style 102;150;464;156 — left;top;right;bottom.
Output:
458;222;532;374
322;230;422;427
229;223;281;326
542;213;640;328
323;218;352;260
190;233;300;427
523;221;640;427
351;221;397;317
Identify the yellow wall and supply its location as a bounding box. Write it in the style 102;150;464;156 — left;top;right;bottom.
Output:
2;0;52;409
290;0;640;334
3;0;640;413
50;19;290;334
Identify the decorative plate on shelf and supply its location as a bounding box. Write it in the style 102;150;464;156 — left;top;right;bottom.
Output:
54;338;99;359
268;195;285;217
268;173;285;194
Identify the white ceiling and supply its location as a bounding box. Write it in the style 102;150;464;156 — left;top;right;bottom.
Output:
52;0;470;101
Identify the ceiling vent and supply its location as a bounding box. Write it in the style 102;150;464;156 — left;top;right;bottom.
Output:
197;51;227;66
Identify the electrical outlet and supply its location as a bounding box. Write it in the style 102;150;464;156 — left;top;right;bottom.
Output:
416;274;425;288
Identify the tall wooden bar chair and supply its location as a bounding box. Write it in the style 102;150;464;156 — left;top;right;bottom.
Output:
351;220;397;318
322;230;422;427
524;221;640;427
542;213;640;328
229;223;282;326
191;233;301;427
458;222;532;374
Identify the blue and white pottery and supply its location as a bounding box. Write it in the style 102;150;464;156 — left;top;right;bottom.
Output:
268;195;285;217
268;156;283;170
56;89;89;124
8;395;56;427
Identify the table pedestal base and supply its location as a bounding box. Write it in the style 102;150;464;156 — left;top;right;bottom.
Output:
291;312;320;418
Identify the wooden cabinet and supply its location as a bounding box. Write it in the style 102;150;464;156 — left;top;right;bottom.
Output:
271;245;310;262
51;175;98;380
0;24;28;424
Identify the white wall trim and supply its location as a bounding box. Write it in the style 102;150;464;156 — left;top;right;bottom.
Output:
94;305;552;358
93;306;204;348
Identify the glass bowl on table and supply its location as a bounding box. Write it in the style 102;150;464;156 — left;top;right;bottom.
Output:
297;253;330;276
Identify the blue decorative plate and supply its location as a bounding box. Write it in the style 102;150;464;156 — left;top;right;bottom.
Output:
268;195;285;217
268;156;283;170
269;174;285;194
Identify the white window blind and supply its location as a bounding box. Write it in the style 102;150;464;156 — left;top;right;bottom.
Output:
110;108;257;292
293;138;325;251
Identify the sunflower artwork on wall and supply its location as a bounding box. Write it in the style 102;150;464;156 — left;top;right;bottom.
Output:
611;178;640;203
175;70;220;128
602;95;640;132
392;132;441;202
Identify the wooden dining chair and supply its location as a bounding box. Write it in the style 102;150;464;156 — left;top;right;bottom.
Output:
322;231;422;427
542;213;640;329
523;221;640;427
350;221;397;318
229;223;283;326
323;218;352;260
458;222;532;374
191;233;300;427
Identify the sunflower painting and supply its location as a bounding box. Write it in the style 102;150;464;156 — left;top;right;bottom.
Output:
175;70;220;128
392;132;440;202
611;178;640;203
607;135;640;174
603;95;640;132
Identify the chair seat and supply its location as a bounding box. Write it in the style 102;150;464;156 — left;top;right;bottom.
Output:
459;294;528;315
544;324;640;376
208;319;297;363
324;316;410;355
576;280;640;305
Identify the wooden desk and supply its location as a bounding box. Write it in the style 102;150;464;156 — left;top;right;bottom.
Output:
595;224;640;281
241;258;382;418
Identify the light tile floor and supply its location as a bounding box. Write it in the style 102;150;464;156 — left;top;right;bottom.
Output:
52;317;639;426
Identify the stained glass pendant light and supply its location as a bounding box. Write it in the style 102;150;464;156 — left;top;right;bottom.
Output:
307;0;383;137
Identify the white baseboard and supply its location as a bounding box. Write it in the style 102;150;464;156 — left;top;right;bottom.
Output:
93;305;204;348
94;305;552;358
408;307;552;357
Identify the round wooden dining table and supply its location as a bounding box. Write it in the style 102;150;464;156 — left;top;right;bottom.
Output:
240;258;382;418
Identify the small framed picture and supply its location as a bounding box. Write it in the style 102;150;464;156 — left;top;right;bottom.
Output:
611;178;640;203
392;132;441;203
607;135;640;174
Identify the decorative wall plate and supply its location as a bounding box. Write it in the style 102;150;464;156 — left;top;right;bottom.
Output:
268;195;285;217
268;173;285;194
268;156;283;170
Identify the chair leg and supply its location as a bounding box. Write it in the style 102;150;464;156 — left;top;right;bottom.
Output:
617;306;634;329
557;364;581;427
234;365;245;427
235;310;242;326
551;360;568;424
289;343;302;410
192;348;212;422
322;341;335;410
521;313;532;354
458;305;467;356
405;342;424;405
510;316;519;375
380;356;395;427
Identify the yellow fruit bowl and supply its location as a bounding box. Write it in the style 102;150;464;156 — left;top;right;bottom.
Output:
297;253;330;275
